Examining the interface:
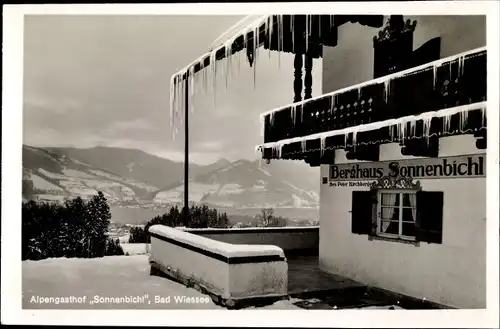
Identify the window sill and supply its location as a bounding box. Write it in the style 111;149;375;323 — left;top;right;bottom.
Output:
368;235;420;246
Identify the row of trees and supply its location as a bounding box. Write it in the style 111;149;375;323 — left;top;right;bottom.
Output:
129;204;230;243
128;206;288;244
22;192;124;260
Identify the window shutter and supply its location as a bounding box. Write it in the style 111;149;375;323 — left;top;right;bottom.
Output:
415;191;444;244
351;190;376;235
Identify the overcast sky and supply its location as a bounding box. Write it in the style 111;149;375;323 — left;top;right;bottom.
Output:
23;15;322;165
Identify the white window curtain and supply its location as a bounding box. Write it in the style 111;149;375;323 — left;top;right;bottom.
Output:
381;193;398;233
408;193;417;222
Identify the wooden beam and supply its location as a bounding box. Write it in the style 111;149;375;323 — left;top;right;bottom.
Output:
304;55;313;100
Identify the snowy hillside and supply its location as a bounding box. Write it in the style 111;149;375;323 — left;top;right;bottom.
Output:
22;145;159;204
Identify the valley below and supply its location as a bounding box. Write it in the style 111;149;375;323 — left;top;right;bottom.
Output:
22;144;320;231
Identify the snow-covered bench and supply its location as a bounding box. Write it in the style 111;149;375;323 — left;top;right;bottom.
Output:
148;225;288;308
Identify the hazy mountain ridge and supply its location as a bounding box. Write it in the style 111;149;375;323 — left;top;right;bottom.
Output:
153;159;320;208
22;145;319;208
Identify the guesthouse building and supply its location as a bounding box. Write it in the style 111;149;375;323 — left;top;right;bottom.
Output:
168;14;487;309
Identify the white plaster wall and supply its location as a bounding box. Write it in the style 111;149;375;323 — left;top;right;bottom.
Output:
149;226;288;300
318;135;486;308
318;15;487;308
228;262;288;299
150;236;230;297
322;15;486;93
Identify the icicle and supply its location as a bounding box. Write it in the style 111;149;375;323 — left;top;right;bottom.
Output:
352;128;358;151
433;64;437;89
397;122;406;142
291;105;297;125
237;47;241;74
409;121;417;137
277;15;283;70
269;16;274;52
301;140;307;152
265;17;271;60
344;132;349;148
225;42;231;91
169;75;176;128
253;25;258;89
273;144;283;159
449;60;453;81
481;106;486;126
305;15;309;54
443;114;451;134
384;79;391;102
202;61;208;95
458;55;465;77
270;112;275;126
291;15;295;53
329;95;335;114
320;136;326;156
260;115;265;137
210;51;217;109
459;109;468;132
423;118;432;146
189;66;195;114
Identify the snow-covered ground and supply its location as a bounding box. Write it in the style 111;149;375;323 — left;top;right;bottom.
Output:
22;255;301;310
22;255;403;310
121;243;149;255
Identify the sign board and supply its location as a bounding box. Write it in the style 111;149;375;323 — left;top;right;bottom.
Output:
329;153;486;182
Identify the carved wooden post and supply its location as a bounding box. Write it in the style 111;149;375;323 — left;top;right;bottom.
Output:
304;55;313;100
293;53;303;103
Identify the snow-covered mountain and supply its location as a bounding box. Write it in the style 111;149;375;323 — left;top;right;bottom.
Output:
22;145;319;208
154;159;319;208
22;145;160;204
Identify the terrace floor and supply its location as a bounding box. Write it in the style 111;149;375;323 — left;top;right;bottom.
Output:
286;255;401;310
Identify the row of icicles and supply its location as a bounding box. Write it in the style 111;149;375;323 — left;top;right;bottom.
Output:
169;14;338;140
262;103;486;159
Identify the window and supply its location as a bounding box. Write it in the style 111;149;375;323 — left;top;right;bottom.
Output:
377;190;417;241
351;176;444;245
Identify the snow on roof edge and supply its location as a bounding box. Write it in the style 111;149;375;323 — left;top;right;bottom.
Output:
255;101;488;152
258;46;487;120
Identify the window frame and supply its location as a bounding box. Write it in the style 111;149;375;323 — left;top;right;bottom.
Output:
376;189;417;242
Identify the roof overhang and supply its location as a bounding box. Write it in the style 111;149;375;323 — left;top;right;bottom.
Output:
169;14;384;130
170;15;384;82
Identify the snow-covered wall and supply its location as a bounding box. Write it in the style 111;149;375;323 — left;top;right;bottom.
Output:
322;15;486;94
318;135;486;309
181;226;319;255
319;16;486;309
148;225;287;304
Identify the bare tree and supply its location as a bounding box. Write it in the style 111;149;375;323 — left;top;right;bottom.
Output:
256;208;288;227
256;208;275;227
